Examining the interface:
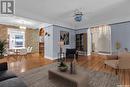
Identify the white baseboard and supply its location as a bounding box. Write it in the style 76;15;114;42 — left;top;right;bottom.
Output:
87;53;91;56
45;56;55;60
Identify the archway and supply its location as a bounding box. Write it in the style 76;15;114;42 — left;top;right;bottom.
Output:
39;28;45;57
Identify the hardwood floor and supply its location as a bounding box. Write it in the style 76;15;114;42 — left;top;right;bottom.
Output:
0;53;130;85
0;53;53;74
78;54;130;85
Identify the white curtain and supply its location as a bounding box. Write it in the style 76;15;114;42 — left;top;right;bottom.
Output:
91;25;111;53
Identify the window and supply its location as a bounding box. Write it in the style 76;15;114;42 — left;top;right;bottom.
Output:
15;35;24;47
8;29;25;49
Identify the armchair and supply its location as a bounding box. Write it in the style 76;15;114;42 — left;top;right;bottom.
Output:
66;49;78;60
104;52;130;74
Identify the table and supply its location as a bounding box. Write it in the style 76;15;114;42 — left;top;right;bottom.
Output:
7;49;27;61
48;68;89;87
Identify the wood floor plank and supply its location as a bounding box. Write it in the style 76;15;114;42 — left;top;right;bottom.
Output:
0;53;130;85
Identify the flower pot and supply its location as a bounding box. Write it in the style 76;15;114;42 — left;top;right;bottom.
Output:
58;66;68;72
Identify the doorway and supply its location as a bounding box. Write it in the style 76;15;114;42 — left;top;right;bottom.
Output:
39;28;45;56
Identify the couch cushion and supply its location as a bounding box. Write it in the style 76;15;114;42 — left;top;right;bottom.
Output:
0;71;17;82
0;77;27;87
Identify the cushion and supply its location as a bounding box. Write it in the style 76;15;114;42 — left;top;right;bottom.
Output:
0;71;17;82
0;77;27;87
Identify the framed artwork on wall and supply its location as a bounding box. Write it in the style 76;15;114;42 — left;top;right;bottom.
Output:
60;31;69;45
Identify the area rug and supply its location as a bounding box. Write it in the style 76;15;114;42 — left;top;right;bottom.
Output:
18;63;120;87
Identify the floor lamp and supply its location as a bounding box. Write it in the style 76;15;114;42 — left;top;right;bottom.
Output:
58;41;64;62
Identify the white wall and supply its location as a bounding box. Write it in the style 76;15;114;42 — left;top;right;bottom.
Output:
87;29;92;55
44;26;54;60
111;22;130;53
44;25;76;60
53;25;76;59
75;29;87;34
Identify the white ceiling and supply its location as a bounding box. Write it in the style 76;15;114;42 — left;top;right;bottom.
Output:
0;15;52;29
1;0;130;29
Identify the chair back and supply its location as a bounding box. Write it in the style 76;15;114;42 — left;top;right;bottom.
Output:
29;47;33;53
27;47;30;53
20;49;27;55
27;47;33;53
118;52;130;69
66;49;76;54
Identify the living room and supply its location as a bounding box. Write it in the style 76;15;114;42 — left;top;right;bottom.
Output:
0;0;130;87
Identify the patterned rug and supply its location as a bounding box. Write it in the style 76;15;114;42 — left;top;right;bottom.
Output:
18;63;120;87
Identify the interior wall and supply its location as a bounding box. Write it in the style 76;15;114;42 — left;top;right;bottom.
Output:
25;29;39;53
75;29;87;34
0;25;8;41
87;29;92;55
111;22;130;53
53;25;75;59
44;26;54;59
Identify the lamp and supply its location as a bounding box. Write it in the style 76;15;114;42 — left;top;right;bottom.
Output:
74;9;83;22
19;26;26;29
45;32;50;36
58;41;64;62
58;41;64;53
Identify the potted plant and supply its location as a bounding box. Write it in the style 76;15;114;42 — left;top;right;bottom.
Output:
115;41;121;52
0;40;7;58
58;62;68;72
115;41;121;59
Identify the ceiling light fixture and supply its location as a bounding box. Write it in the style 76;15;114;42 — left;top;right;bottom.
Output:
19;19;26;30
74;9;83;22
19;26;26;29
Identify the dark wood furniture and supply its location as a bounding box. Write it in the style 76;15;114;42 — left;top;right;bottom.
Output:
66;49;78;60
76;33;87;55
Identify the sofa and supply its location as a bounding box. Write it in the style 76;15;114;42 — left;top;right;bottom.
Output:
104;52;130;74
0;62;27;87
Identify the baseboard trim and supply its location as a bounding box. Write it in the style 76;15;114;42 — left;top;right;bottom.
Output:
45;56;55;60
87;53;91;56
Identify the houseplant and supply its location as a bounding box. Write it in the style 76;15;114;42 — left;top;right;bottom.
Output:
0;40;7;58
115;41;121;51
115;41;121;59
58;62;68;72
